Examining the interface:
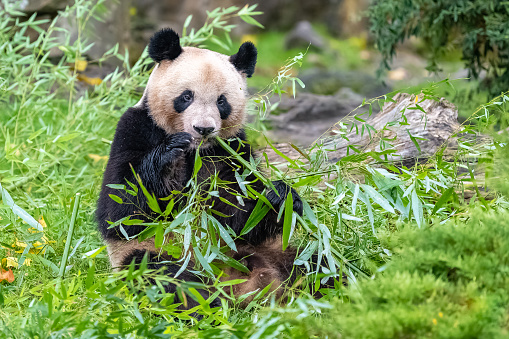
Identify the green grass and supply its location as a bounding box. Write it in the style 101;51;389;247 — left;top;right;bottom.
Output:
1;2;509;338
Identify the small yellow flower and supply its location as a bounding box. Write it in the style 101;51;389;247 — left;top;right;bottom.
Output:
438;312;443;318
432;318;437;325
38;216;47;228
2;257;31;268
77;74;102;86
88;154;109;163
74;59;88;72
14;236;54;255
2;257;18;268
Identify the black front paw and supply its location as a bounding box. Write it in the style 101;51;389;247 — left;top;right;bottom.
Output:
266;180;303;216
162;132;192;164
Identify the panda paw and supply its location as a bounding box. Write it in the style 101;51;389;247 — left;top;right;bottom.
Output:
266;180;303;216
162;132;192;163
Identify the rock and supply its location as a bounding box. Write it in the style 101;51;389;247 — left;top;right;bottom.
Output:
62;1;130;63
298;69;392;98
13;1;131;65
14;0;70;13
285;21;326;50
266;88;364;146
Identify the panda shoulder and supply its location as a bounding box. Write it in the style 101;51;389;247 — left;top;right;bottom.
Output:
116;104;151;132
111;103;165;153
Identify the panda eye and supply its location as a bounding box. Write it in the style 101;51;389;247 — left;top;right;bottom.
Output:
217;94;231;120
174;90;194;113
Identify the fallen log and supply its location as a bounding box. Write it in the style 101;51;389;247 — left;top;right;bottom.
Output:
265;93;474;166
262;92;493;198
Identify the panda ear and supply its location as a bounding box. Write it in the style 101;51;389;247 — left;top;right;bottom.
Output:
229;42;257;78
148;28;183;63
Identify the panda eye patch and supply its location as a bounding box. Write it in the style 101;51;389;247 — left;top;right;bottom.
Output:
217;94;232;120
174;90;194;113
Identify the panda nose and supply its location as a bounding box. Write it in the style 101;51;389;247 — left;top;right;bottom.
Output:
193;126;215;136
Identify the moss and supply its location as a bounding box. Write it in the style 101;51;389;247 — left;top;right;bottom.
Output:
309;209;509;338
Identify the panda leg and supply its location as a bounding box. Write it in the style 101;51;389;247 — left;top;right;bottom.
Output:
122;250;221;310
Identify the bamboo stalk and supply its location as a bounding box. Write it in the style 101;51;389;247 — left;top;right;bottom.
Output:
58;193;81;279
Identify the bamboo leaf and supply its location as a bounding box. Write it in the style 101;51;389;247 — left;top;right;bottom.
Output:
351;184;360;214
293;175;320;187
1;184;43;231
362;185;395;213
264;136;297;166
155;222;164;248
411;189;424;228
240;198;270;236
331;192;346;206
106;184;125;190
432;186;454;215
193;246;213;275
302;198;318;226
282;191;293;250
340;213;363;221
209;214;237;251
108;194;123;204
193;151;202;177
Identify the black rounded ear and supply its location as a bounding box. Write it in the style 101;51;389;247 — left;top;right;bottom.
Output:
148;28;183;63
229;42;257;78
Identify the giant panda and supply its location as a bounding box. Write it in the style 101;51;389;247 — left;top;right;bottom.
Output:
96;28;307;309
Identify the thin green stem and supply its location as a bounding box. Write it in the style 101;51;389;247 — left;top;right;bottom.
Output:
58;193;81;279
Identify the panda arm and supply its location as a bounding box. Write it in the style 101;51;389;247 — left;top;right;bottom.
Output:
211;138;303;245
97;106;188;240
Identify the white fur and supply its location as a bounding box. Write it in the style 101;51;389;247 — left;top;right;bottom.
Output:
146;47;249;146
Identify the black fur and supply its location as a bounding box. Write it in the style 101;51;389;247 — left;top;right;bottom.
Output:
267;180;303;216
217;94;232;120
97;101;301;244
148;28;183;63
123;250;221;310
97;33;307;308
229;42;257;78
174;90;194;113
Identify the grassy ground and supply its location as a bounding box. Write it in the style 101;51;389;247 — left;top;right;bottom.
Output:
1;3;508;338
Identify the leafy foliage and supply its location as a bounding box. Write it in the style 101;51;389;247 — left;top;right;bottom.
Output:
369;0;509;95
306;206;509;338
0;0;508;337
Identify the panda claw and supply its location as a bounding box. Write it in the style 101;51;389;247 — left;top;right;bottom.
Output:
165;132;192;151
267;180;303;216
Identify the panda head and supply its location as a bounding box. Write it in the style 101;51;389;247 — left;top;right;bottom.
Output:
145;28;257;149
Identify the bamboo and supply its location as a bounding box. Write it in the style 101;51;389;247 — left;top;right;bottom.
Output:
58;193;81;279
